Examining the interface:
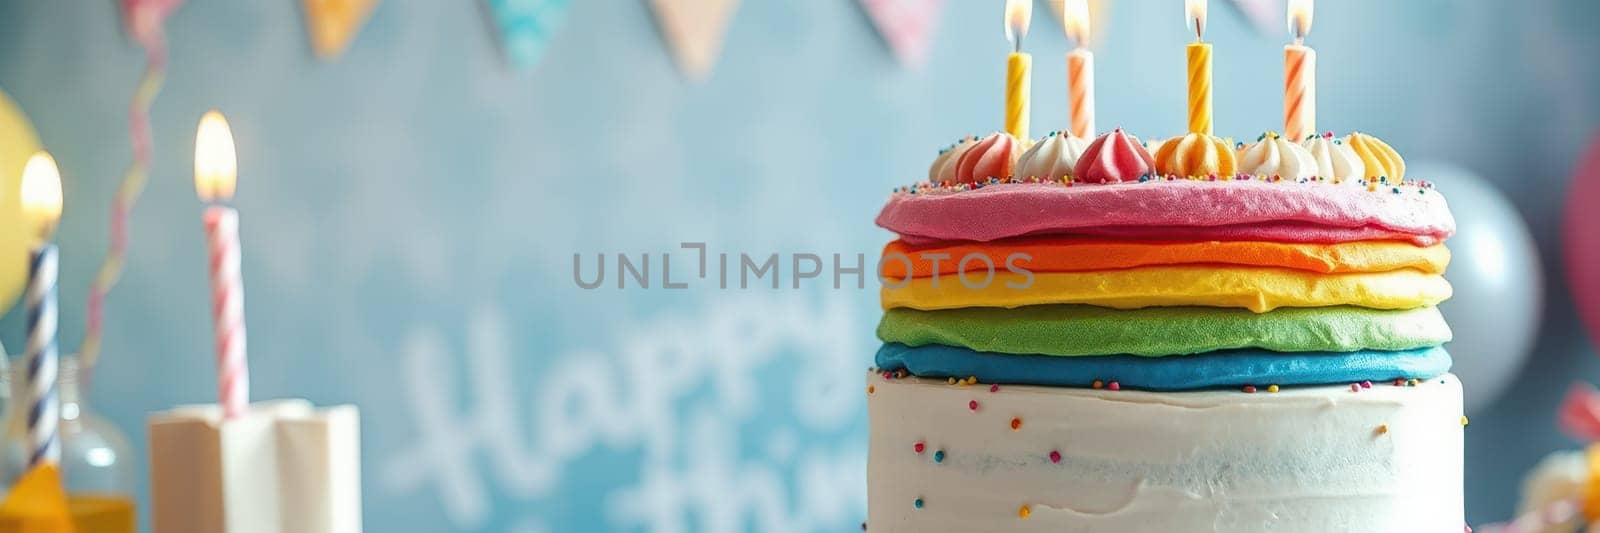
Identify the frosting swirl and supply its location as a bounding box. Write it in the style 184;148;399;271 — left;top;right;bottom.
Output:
928;135;979;183
1155;132;1238;178
954;132;1021;183
1015;131;1089;182
1302;133;1366;182
1346;132;1406;181
1071;128;1155;184
1237;132;1317;179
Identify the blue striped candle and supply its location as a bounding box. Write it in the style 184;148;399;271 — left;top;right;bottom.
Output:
25;243;59;468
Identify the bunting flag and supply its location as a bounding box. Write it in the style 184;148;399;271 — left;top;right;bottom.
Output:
648;0;740;81
859;0;943;68
1224;0;1282;36
1042;0;1110;46
304;0;381;59
485;0;573;70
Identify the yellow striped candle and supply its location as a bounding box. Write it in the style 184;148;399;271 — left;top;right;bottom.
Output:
1004;0;1032;141
1184;0;1212;136
1063;0;1094;139
1284;0;1316;141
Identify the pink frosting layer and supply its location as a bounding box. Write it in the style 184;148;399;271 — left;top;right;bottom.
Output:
877;180;1455;246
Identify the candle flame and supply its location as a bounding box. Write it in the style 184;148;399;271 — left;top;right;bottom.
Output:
1185;0;1207;41
194;110;238;203
1062;0;1090;46
1288;0;1313;42
19;151;63;239
1004;0;1032;49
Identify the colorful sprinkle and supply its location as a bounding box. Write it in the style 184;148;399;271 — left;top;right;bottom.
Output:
1376;424;1389;435
990;384;1000;393
1018;505;1031;519
914;442;925;454
1268;384;1280;393
914;498;924;509
1394;379;1406;386
1108;381;1121;391
947;377;957;385
1461;415;1469;426
969;400;979;411
1408;378;1420;387
1092;379;1103;389
1242;385;1257;393
1350;383;1361;392
933;450;945;463
1361;380;1372;389
1049;450;1061;463
867;385;875;395
1010;417;1022;430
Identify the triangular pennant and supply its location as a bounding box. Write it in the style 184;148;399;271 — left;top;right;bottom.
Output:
859;0;943;68
0;465;75;532
648;0;740;81
485;0;573;70
1225;0;1281;36
1042;0;1110;47
304;0;381;59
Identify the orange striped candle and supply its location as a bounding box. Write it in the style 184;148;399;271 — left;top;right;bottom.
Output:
1284;0;1316;141
1062;0;1094;139
1184;0;1212;136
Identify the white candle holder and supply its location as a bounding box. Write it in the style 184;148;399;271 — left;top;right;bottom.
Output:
147;399;361;533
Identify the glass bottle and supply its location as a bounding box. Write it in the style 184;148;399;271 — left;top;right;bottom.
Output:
2;356;136;532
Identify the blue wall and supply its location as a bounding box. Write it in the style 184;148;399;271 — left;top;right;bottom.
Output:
0;1;1597;530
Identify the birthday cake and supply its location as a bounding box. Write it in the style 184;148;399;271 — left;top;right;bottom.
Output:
863;129;1463;531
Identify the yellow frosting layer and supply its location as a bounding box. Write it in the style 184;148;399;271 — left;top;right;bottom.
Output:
881;266;1451;313
1155;132;1237;178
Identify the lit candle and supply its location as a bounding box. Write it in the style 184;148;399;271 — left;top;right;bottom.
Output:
1184;0;1212;135
194;110;250;420
1062;0;1095;139
19;151;63;469
1004;0;1032;141
1284;0;1316;142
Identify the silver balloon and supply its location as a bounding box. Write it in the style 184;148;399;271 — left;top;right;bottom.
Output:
1414;160;1544;414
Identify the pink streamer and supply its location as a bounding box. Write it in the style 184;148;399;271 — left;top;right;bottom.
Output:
81;0;182;374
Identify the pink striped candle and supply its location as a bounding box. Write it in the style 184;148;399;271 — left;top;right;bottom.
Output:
194;110;248;419
205;206;248;419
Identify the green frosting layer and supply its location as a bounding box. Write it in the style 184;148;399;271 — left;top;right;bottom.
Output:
876;305;1452;357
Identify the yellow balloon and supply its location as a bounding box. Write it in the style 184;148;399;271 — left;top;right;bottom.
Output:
0;87;42;317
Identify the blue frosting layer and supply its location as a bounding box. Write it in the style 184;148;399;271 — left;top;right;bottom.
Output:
875;343;1451;391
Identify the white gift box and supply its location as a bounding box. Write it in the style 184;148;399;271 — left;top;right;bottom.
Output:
147;399;361;533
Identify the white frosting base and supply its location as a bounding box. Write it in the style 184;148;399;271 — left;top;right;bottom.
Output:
866;373;1464;533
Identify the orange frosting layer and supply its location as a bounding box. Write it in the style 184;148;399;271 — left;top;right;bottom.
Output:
880;237;1450;279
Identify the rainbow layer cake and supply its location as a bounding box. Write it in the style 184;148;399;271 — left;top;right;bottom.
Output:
865;129;1463;532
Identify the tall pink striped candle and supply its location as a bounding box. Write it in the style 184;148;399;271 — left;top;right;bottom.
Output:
205;206;248;419
195;110;249;419
1062;0;1095;139
1284;0;1316;141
